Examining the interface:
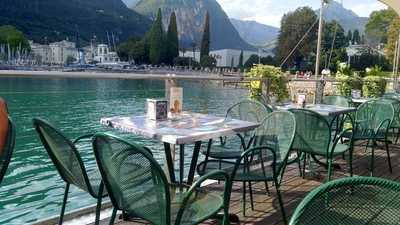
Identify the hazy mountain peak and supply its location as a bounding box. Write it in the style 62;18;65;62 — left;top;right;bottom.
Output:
230;18;279;46
132;0;256;50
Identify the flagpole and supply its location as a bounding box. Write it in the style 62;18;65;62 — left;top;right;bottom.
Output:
315;0;325;79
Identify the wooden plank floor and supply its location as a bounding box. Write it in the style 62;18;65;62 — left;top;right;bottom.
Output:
95;141;400;225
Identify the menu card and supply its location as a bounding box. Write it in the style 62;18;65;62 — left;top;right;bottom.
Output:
170;87;183;114
297;94;306;107
351;90;361;99
147;99;168;121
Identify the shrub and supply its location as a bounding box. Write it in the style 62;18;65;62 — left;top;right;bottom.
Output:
336;75;363;96
362;76;387;97
247;64;289;103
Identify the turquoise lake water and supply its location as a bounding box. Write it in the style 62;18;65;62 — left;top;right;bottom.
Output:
0;77;248;224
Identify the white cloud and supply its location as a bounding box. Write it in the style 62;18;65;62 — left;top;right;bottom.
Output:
216;0;388;27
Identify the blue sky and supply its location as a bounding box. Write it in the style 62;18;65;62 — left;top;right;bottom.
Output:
216;0;387;27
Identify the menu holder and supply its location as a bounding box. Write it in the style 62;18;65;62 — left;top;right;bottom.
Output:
297;94;306;108
146;99;168;121
170;87;183;114
351;89;361;99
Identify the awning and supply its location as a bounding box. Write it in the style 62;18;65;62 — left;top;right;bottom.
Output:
380;0;400;16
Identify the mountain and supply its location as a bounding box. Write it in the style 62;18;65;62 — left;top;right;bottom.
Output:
319;0;368;33
132;0;256;50
230;18;279;46
0;0;151;44
122;0;140;8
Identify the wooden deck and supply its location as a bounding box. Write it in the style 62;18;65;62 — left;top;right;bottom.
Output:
52;141;400;225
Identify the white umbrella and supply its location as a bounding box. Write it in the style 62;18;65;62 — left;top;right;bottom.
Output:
380;0;400;16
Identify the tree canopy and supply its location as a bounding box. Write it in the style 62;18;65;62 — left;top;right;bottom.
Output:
200;11;210;65
0;25;30;51
365;9;398;44
149;8;165;65
166;12;179;65
277;7;318;69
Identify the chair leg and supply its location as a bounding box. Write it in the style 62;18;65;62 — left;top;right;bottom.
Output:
302;154;307;178
348;149;353;177
242;182;246;216
94;183;104;225
108;208;117;225
264;181;270;196
248;182;254;211
327;159;333;182
385;141;393;173
59;183;70;225
274;180;287;225
370;145;375;176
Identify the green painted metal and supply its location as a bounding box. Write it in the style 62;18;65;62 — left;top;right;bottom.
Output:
33;118;106;225
289;176;400;225
289;109;354;181
323;96;351;107
202;99;272;160
197;111;296;224
352;100;394;175
92;133;232;225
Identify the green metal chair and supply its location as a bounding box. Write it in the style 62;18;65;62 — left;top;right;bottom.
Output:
322;95;352;138
289;109;354;181
289;176;400;225
381;97;400;143
33;118;106;225
350;100;394;175
202;99;272;160
0;102;15;185
198;111;296;224
322;96;351;107
92;133;232;225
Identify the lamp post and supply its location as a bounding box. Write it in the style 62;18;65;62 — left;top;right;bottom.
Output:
315;0;327;79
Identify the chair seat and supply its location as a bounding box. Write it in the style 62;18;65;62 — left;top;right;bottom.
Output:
86;168;108;197
343;129;386;141
197;160;281;182
297;142;350;158
126;185;224;225
201;143;244;159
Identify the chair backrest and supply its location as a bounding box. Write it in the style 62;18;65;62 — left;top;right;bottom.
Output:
356;100;394;132
254;111;296;162
0;98;15;184
381;97;400;128
33;118;92;193
289;109;331;155
289;177;400;225
323;96;350;107
92;133;170;225
225;99;271;123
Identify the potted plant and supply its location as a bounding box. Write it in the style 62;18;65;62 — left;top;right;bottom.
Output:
247;64;289;104
362;66;387;97
335;62;362;96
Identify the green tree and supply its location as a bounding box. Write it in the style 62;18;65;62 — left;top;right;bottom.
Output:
200;11;210;65
0;25;30;53
277;7;318;69
346;30;353;45
352;29;361;44
149;8;165;65
385;17;400;63
238;50;244;71
166;12;179;65
365;9;398;44
117;37;149;64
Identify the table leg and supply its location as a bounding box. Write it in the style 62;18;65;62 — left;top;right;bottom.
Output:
179;144;185;185
187;141;202;184
163;143;176;183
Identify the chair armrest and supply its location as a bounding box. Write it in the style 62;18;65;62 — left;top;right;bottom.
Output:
373;119;391;139
175;170;232;225
330;128;353;157
73;134;94;144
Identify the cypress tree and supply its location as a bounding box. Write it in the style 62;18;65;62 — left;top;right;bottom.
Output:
238;50;244;71
347;30;352;45
200;11;210;64
353;29;360;44
166;12;179;65
149;8;165;65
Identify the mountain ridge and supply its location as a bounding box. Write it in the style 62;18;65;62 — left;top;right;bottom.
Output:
132;0;256;50
230;18;279;46
0;0;151;44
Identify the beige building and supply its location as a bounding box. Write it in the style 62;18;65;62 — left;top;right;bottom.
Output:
30;41;52;64
49;40;78;65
